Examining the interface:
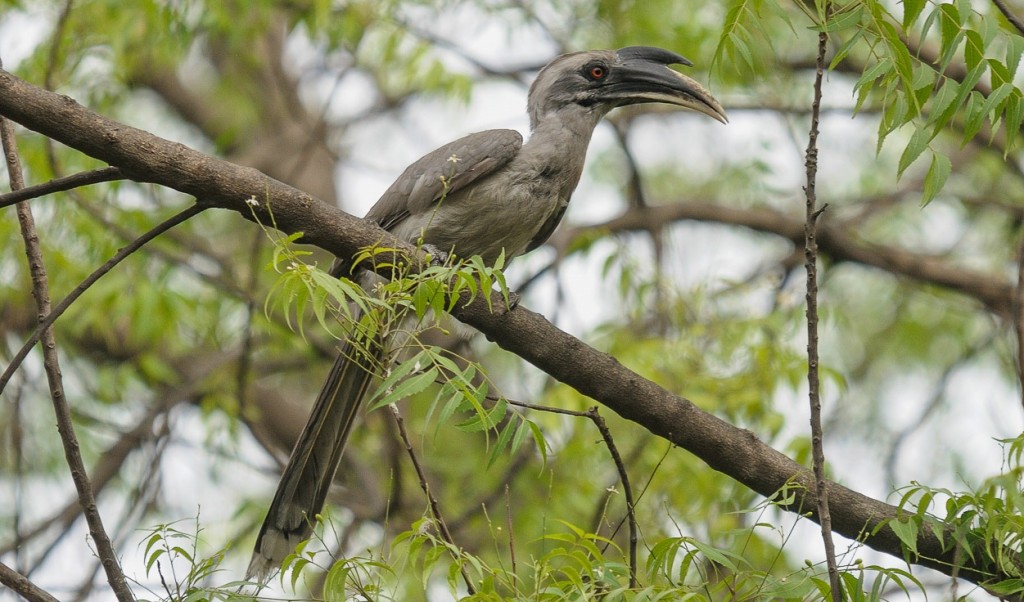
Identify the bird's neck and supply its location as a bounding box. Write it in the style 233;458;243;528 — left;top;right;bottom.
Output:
521;109;603;174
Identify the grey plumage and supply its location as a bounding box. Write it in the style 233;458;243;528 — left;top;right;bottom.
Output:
248;46;726;580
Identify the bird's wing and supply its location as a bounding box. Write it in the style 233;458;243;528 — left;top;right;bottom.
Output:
524;202;568;254
365;129;523;232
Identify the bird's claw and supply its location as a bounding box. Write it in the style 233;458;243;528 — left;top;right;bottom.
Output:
422;244;449;266
506;290;521;310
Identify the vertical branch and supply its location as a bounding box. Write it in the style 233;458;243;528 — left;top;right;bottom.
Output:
1;113;134;601
1015;234;1024;412
803;19;842;602
505;398;639;588
11;380;25;573
388;404;476;596
236;228;266;413
504;484;518;576
586;407;637;589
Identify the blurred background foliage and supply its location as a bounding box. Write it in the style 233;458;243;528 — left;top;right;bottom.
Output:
2;0;1024;599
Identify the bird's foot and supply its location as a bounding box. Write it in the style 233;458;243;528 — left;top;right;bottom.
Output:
507;290;521;310
422;244;449;266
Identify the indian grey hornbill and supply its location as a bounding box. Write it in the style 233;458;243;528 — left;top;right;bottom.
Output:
247;46;727;579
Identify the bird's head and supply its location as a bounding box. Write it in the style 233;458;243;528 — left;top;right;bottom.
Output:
527;46;727;130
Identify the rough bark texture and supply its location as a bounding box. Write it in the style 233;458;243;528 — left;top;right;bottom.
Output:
0;68;1010;588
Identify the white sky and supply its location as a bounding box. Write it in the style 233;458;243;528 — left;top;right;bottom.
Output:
1;4;1021;601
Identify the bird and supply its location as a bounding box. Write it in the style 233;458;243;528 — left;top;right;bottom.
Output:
247;46;727;580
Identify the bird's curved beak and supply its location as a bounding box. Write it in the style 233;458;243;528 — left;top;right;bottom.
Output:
601;46;728;124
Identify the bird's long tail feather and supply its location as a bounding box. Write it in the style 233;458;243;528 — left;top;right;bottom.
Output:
247;332;381;581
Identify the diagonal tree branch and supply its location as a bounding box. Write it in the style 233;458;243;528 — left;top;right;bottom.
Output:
993;0;1024;37
0;67;1014;590
0;166;124;208
0;561;60;602
555;201;1015;317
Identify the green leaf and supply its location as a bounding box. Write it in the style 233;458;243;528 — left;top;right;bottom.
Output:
819;5;863;32
964;29;985;72
689;539;744;572
488;418;518;467
890;517;920;555
989;58;1012;90
985;579;1024;596
902;0;926;29
411;279;442;319
922;152;952;206
919;1;940;39
880;20;914;92
830;27;864;70
528;420;548;467
503;423;529;465
370;366;439;410
143;531;163;560
949;62;988;122
853;58;893;113
980;82;1015;138
1004;92;1023;152
288;556;310;591
145;548;166;575
961;90;987;142
170;545;193;563
1008;34;1024;80
456;393;505;433
366;354;421;405
728;30;755;72
937;3;964;70
928;79;959;133
324;559;352;602
435;386;467;429
898;126;933;177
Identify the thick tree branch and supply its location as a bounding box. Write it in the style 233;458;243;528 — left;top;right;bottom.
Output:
0;68;1012;588
556;202;1015;317
0;561;60;602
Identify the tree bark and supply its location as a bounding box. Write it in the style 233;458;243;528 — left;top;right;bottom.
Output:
0;68;1011;590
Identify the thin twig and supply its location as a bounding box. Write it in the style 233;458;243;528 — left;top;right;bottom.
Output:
803;18;842;602
0;166;124;208
504;484;517;576
0;204;205;397
1016;234;1024;413
503;398;639;587
11;376;25;573
2;107;135;602
235;228;265;414
388;404;476;596
611;121;648;210
994;0;1024;36
585;407;638;589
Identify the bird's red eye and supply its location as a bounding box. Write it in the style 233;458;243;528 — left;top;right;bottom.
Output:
589;65;606;79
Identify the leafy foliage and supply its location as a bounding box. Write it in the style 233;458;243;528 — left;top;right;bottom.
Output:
137;519;246;602
886;433;1024;595
5;0;1024;601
